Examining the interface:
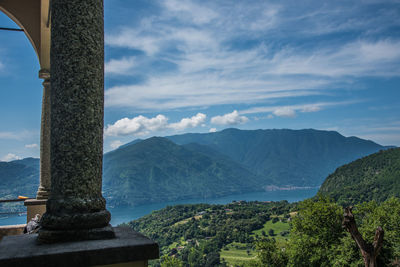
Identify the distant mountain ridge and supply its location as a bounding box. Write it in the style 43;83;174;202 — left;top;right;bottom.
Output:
102;128;387;206
167;128;385;186
0;128;389;207
318;147;400;205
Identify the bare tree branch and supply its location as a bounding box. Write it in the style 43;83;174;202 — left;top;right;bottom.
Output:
343;207;384;267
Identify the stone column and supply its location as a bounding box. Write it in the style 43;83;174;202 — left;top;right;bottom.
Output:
36;69;51;200
38;0;114;243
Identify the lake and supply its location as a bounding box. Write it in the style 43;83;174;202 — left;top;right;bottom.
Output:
0;188;318;226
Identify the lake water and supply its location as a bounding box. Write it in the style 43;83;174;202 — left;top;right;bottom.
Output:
0;188;318;226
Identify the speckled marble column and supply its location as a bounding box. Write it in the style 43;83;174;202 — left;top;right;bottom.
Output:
38;0;114;243
36;69;51;200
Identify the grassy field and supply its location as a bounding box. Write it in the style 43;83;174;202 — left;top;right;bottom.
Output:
220;219;291;265
172;215;203;226
220;242;257;266
251;218;290;242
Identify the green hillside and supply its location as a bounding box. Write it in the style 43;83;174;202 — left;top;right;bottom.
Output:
0;158;39;212
168;128;385;186
102;137;265;206
319;148;400;205
0;158;39;198
128;198;400;267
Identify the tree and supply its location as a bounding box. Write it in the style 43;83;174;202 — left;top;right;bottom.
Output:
352;197;400;266
261;230;266;237
331;197;400;266
343;207;384;267
160;255;183;267
287;195;344;267
268;229;275;236
255;238;288;267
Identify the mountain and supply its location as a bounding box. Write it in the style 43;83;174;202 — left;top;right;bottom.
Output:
318;148;400;205
102;137;265;206
0;158;39;199
167;128;385;186
0;128;388;207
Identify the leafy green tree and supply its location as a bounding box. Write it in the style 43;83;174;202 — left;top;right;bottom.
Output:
255;238;288;267
160;255;183;267
286;195;344;267
327;197;400;266
205;251;220;267
187;247;205;267
356;197;400;262
268;229;275;236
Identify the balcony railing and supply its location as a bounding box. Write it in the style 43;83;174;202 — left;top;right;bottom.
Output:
0;197;34;240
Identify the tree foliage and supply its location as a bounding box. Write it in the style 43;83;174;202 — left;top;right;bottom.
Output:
128;191;400;266
251;196;400;267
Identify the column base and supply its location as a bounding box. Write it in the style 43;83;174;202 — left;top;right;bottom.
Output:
36;189;50;200
0;226;159;267
38;224;115;244
24;199;47;223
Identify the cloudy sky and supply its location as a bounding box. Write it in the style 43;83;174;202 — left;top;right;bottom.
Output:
0;0;399;161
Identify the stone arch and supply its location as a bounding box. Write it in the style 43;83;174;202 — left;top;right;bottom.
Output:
0;0;51;201
0;0;50;71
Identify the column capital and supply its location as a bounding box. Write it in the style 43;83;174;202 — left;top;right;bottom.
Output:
39;68;50;79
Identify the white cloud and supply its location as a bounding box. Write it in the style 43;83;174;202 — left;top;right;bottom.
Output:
105;57;136;75
0;131;35;141
168;113;206;131
105;113;209;137
1;153;21;162
163;0;218;25
105;76;324;111
211;110;249;125
110;140;123;150
106;27;161;55
209;128;217;133
25;143;38;149
273;107;297;118
0;132;20;140
301;105;321;113
240;101;357;116
271;40;400;77
104;115;169;136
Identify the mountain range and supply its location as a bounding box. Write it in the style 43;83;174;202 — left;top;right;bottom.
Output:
0;128;390;206
166;128;386;186
102;128;386;206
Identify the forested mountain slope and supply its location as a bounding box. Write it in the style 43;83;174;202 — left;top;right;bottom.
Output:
0;158;39;198
102;137;265;206
319;147;400;205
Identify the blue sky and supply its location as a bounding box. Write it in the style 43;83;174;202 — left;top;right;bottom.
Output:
0;0;399;161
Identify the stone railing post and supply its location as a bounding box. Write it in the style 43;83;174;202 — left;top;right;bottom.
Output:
38;0;114;243
36;69;51;200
